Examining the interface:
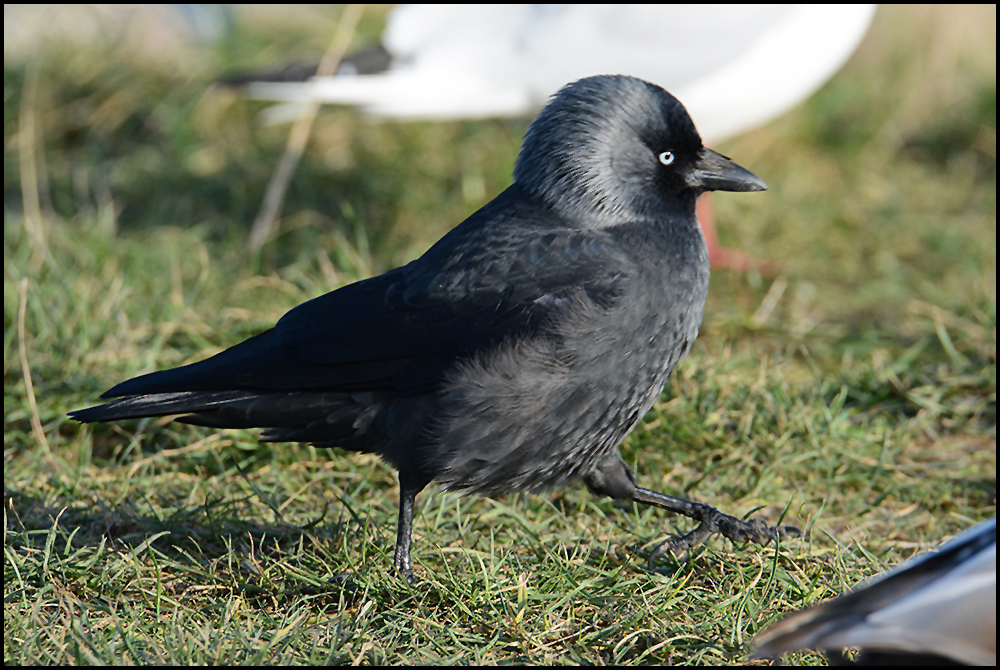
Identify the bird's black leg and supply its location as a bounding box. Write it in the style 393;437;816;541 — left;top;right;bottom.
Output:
584;452;801;565
393;472;432;582
394;486;418;582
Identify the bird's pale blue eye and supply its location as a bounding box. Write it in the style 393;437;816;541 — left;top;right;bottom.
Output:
658;151;675;165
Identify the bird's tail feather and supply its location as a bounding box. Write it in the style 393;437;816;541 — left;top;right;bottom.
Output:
69;391;254;423
70;390;382;449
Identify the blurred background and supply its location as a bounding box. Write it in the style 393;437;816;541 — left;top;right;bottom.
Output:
3;4;996;665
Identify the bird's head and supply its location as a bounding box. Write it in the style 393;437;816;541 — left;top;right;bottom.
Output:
513;75;766;227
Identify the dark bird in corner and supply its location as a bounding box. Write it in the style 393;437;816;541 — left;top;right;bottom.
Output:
71;75;799;581
753;517;996;666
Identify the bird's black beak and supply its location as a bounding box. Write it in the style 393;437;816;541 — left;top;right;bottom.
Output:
689;147;767;193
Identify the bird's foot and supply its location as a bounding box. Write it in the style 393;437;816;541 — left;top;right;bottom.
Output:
633;487;802;568
697;191;776;275
649;511;802;566
393;554;417;584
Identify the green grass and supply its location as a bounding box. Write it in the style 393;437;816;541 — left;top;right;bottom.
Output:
4;4;996;665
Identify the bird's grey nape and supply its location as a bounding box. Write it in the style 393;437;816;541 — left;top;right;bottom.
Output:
513;75;702;226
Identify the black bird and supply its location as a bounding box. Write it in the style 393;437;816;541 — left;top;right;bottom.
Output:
753;517;996;665
71;75;797;580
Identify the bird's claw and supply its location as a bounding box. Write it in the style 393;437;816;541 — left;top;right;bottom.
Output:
718;516;802;544
648;509;803;568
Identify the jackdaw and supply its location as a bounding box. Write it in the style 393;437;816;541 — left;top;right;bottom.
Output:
71;74;798;580
753;517;996;665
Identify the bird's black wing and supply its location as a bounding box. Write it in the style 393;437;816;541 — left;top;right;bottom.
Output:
99;185;635;400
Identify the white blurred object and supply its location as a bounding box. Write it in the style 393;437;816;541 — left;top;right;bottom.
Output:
753;517;997;665
248;4;876;140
